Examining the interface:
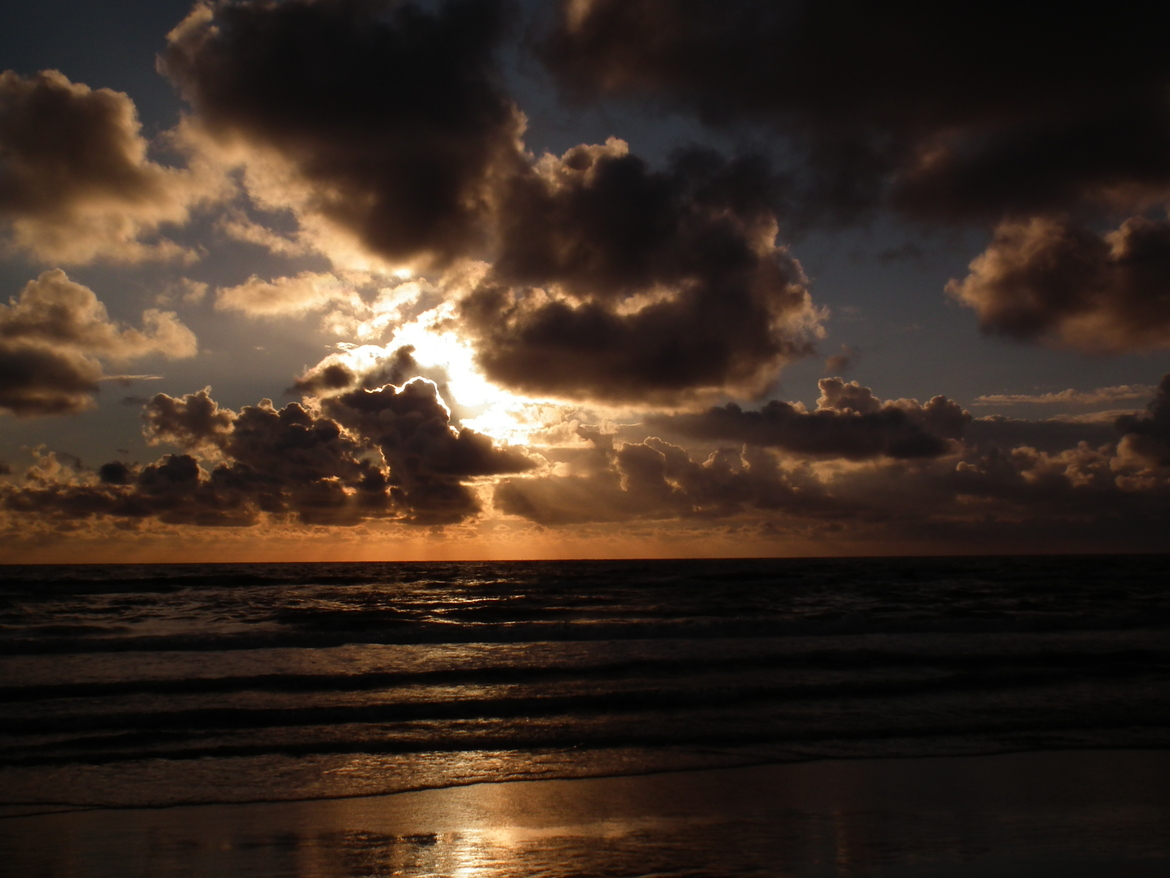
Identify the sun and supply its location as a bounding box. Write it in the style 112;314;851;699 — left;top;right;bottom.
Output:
375;303;545;445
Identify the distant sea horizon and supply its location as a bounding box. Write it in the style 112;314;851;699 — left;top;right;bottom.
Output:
6;548;1169;565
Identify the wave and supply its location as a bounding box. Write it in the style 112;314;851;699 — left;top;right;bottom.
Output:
3;642;1167;701
6;612;1170;656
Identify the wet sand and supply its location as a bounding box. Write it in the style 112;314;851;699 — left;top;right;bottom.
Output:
4;750;1170;877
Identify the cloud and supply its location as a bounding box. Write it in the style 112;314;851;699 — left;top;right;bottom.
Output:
0;344;102;418
973;384;1156;406
139;390;391;525
647;377;967;460
143;386;235;450
293;344;456;404
488;369;1151;542
162;0;527;271
947;217;1170;353
161;1;824;402
1;270;196;360
540;1;1170;222
0;270;197;417
494;418;1168;548
12;377;538;527
213;207;312;257
823;344;857;374
290;361;360;397
460;142;824;402
2;450;258;527
322;378;536;523
98;461;134;485
1115;373;1170;467
7;374;1169;546
966;415;1121;455
494;434;810;525
161;1;825;403
215;271;361;316
0;70;218;263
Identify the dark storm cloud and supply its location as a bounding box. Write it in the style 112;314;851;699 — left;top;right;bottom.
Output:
292;345;498;430
10;378;537;527
322;378;536;523
839;443;1169;550
496;424;1168;546
541;0;1170;222
290;362;358;396
647;378;967;459
225;399;372;485
1116;374;1170;466
146;386;376;488
0;271;197;417
9;391;385;526
460;143;821;402
4;453;260;527
966;416;1121;456
161;0;825;401
163;0;526;268
493;145;785;297
948;217;1170;353
143;387;236;448
494;435;812;525
147;385;455;524
0;70;210;263
0;344;101;417
98;461;134;485
490;372;1161;537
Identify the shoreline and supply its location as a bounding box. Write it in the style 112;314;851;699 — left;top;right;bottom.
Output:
4;749;1169;877
3;743;1168;818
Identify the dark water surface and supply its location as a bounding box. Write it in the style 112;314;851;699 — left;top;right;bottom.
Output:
2;555;1168;816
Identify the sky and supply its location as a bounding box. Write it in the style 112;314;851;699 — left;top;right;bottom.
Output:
1;0;1169;562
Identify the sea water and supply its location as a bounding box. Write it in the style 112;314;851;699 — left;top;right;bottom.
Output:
2;555;1168;819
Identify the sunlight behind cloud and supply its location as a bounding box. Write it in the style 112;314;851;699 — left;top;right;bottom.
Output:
389;303;510;409
319;297;552;446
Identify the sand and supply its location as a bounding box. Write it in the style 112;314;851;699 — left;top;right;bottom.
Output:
3;750;1170;877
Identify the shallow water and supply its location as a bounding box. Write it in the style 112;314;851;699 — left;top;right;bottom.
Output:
4;752;1170;878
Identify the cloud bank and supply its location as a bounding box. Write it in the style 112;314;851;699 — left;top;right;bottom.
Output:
542;0;1170;222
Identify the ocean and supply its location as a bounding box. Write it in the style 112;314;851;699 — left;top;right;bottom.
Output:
3;554;1168;811
2;555;1169;876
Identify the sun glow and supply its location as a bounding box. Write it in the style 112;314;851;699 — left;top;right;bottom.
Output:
389;305;503;408
303;270;591;447
379;303;547;445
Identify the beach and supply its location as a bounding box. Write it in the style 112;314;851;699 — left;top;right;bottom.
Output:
5;750;1170;877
